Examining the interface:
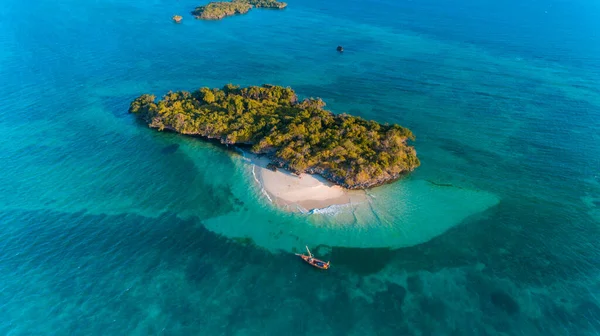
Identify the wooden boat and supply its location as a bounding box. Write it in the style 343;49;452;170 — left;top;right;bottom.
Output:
172;15;183;23
295;246;330;270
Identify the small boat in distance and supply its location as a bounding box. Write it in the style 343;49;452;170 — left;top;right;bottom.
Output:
172;15;183;23
296;246;330;270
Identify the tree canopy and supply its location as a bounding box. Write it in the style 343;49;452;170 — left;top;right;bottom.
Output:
129;84;419;189
192;0;286;20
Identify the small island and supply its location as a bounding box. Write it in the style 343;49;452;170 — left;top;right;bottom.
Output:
129;84;419;189
192;0;287;20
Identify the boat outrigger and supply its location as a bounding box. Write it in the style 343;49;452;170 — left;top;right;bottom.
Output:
296;246;330;270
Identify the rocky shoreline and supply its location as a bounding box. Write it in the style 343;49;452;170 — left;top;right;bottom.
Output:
192;0;287;20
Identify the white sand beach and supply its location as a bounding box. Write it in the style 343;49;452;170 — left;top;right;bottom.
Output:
249;155;366;211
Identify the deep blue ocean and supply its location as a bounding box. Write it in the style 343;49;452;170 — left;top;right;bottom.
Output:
1;0;599;334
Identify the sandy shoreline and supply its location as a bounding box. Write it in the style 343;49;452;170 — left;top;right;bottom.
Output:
248;155;366;212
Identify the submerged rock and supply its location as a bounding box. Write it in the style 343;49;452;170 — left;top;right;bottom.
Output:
490;290;519;315
407;274;423;293
161;144;180;155
418;296;447;320
387;283;407;304
374;282;407;314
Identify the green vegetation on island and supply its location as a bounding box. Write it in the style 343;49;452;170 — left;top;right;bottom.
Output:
192;0;287;20
129;84;419;189
245;0;287;8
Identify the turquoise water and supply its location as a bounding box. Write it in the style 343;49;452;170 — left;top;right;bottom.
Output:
1;0;600;334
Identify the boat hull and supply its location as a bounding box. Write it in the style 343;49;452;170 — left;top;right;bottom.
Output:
296;254;330;270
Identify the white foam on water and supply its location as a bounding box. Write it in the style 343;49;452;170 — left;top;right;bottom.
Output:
251;164;273;203
308;203;352;215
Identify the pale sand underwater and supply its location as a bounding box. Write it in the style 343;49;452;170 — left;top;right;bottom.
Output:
196;150;501;252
